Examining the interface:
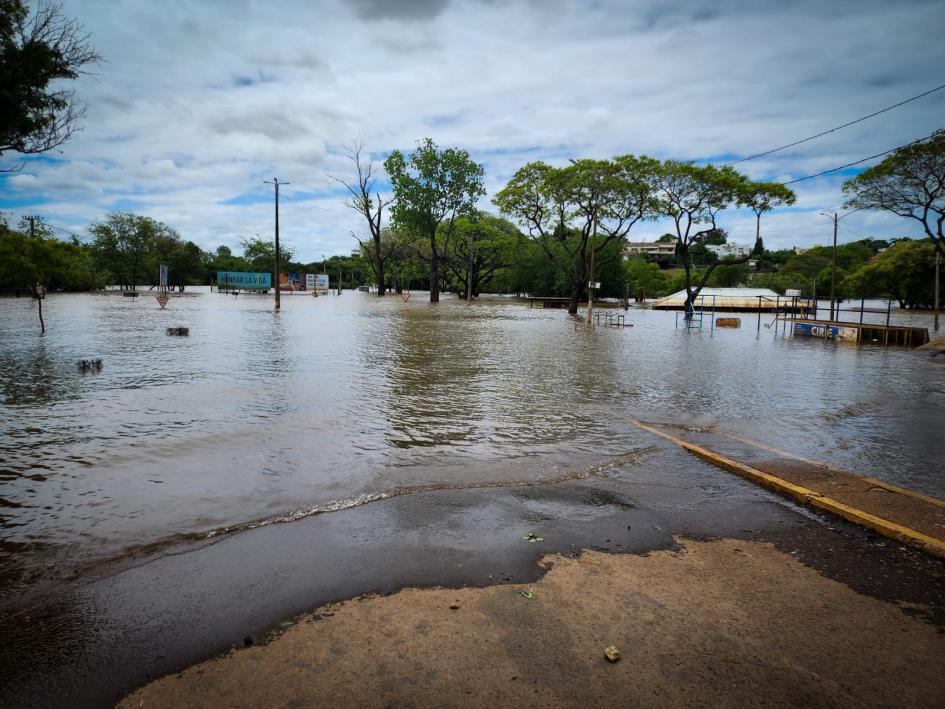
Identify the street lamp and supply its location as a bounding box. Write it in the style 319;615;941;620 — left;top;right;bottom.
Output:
820;208;865;321
819;212;838;320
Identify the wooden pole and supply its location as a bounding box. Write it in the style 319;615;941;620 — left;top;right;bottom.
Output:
275;180;281;311
264;178;289;311
587;213;597;328
829;212;837;320
935;250;941;331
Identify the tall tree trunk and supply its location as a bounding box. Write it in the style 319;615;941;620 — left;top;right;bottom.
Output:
374;236;386;296
681;246;695;320
568;282;581;315
430;257;440;303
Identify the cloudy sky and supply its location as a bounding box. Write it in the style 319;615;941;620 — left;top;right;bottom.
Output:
2;0;943;261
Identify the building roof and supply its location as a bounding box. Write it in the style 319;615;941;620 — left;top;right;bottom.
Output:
652;287;784;310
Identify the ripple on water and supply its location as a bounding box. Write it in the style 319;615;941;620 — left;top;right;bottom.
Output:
0;291;942;588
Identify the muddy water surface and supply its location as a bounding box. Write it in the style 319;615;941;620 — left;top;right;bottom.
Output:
1;290;942;591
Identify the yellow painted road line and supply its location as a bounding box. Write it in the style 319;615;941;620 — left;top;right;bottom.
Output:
628;419;945;560
712;429;945;511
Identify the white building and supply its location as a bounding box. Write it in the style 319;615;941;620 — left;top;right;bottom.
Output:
707;243;752;259
624;240;677;258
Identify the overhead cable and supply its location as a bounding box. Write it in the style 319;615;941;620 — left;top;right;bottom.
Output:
779;133;936;186
724;83;945;166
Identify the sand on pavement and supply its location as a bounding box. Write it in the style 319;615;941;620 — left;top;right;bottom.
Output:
120;537;945;708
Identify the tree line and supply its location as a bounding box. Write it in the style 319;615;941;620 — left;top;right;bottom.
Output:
2;3;942;317
334;139;798;315
340;130;942;315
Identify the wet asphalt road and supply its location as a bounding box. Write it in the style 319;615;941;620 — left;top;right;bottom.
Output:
2;444;944;709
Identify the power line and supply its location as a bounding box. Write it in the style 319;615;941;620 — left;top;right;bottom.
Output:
47;223;88;240
779;132;936;186
724;83;945;166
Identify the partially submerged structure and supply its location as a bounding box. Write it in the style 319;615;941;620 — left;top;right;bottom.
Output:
653;287;806;312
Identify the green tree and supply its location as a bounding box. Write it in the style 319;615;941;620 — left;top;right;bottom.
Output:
364;227;422;294
701;227;728;245
164;241;207;288
89;212;178;289
145;227;205;288
751;270;815;296
709;262;750;288
843;130;944;256
240;236;294;283
754;247;795;272
494;155;659;314
443;212;525;298
384;138;485;303
688;241;718;265
845;239;936;308
624;256;671;299
741;182;796;249
0;1;100;170
207;245;249;274
0;223;101;331
329;137;394;295
780;240;883;281
653;161;755;315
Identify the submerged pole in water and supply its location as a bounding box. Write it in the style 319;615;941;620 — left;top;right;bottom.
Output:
587;214;597;328
935;250;941;331
264;177;289;311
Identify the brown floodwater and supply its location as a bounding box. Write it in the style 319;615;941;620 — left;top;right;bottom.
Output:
0;290;942;592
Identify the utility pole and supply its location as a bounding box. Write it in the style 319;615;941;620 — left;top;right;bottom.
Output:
829;212;837;321
587;211;598;328
820;211;839;321
935;250;941;331
263;177;289;311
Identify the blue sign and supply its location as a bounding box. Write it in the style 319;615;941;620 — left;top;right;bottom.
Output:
217;271;271;288
793;322;857;341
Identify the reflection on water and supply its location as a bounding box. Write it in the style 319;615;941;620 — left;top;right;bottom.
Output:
0;290;942;590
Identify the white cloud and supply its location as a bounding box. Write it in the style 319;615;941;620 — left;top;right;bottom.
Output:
1;0;943;259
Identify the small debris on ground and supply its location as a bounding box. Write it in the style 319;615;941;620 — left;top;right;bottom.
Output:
519;590;534;600
523;533;543;543
604;646;620;662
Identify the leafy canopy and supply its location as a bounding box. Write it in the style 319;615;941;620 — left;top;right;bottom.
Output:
843;130;945;254
0;1;100;169
384;138;485;242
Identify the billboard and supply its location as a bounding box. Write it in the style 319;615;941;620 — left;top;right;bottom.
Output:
305;274;316;289
315;274;330;290
793;322;857;341
216;272;272;289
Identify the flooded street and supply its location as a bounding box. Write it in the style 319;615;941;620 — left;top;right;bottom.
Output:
2;290;944;708
0;290;943;591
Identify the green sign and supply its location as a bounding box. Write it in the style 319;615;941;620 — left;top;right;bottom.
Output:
216;272;271;289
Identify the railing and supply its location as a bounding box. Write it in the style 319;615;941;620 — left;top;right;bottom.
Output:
676;294;717;330
775;297;893;330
